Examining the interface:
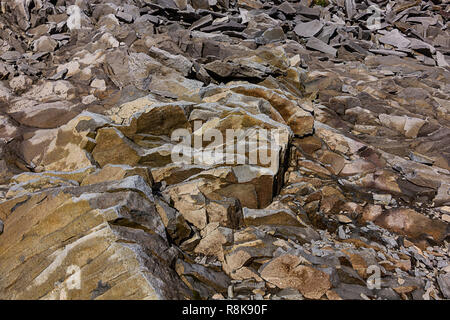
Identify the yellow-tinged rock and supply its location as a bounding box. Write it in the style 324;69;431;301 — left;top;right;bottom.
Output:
40;112;110;172
106;95;157;124
81;164;152;186
12;167;96;185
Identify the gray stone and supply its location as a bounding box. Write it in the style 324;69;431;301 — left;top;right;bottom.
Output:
278;2;296;15
1;51;22;62
379;30;411;49
294;20;323;38
345;0;355;19
260;27;286;43
116;11;134;23
333;284;374;300
32;36;58;52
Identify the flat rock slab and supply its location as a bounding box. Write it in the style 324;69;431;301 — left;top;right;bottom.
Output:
306;37;337;56
294;20;323;38
369;49;408;57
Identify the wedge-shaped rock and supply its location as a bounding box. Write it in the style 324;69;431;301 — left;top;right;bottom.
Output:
374;208;449;247
243;207;301;227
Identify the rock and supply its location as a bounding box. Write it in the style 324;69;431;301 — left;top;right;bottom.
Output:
243;207;302;227
190;15;213;31
201;21;246;33
81;164;152;186
319;151;345;175
260;254;331;299
9;75;32;93
306;38;337;57
9;101;77;129
149;47;193;77
32;36;58;52
194;224;233;261
437;274;450;299
278;2;296;16
378;114;426;138
345;0;355;19
116;11;133;23
259;27;286;44
0;0;449;301
92;128;142;167
175;259;231;297
294;21;323;38
332;284;374;300
275;288;303;300
373;194;392;206
379;30;411;49
336;215;352;224
0;178;192;299
409;152;434;166
374;208;449;246
442;214;450;223
56;61;80;78
436;52;449;68
362;205;383;222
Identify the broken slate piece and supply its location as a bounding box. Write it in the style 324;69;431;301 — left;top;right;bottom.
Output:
1;51;22;62
278;2;296;15
201;21;246;32
306;37;337;56
49;68;68;80
369;49;408;57
296;5;321;19
294;20;323;38
345;0;355;19
437;274;450;299
116;11;134;23
379;29;411;49
258;27;286;44
436;52;449;68
409;38;436;55
189;14;213;31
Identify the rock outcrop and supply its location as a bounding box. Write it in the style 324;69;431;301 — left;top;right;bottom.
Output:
0;0;449;300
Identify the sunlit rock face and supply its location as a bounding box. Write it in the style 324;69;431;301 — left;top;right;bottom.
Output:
0;0;449;301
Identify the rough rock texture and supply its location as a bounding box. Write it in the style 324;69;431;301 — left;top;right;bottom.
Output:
0;0;449;300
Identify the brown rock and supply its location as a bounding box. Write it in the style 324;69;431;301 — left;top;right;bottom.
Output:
362;204;383;222
92;127;141;167
0;178;191;299
260;254;331;299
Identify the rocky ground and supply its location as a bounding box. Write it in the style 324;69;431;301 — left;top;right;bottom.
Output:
0;0;449;300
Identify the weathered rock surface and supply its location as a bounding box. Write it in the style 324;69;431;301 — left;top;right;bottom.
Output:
0;0;448;301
